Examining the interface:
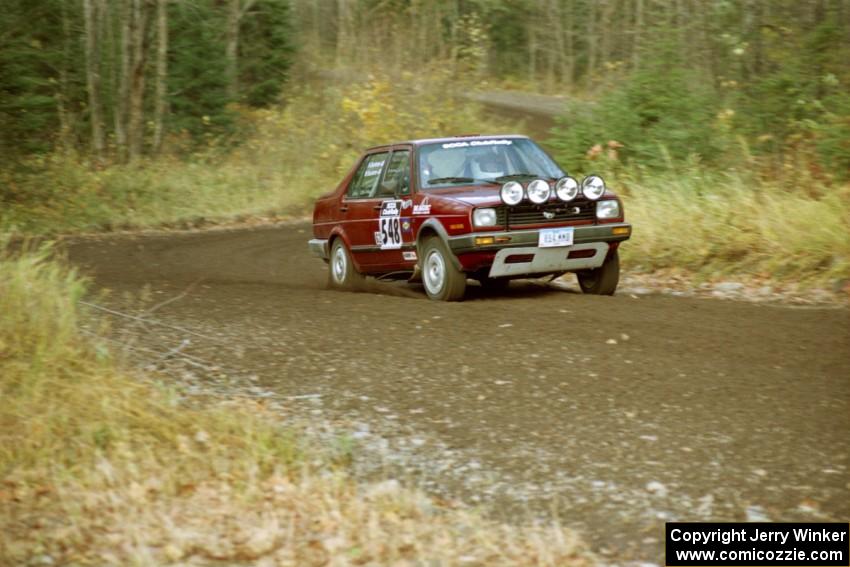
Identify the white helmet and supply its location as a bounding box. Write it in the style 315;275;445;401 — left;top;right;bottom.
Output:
470;153;504;179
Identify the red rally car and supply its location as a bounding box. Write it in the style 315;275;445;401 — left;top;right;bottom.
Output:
309;135;631;301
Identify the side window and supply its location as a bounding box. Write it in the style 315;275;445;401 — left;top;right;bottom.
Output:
347;153;389;199
376;150;410;197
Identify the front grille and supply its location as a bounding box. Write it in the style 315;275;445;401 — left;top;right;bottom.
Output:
500;200;596;228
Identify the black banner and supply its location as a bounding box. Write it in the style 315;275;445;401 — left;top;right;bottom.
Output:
666;523;849;566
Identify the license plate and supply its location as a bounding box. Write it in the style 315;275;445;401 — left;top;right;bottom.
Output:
538;227;574;248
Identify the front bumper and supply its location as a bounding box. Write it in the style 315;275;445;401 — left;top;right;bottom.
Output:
450;223;631;279
486;242;609;278
447;222;631;254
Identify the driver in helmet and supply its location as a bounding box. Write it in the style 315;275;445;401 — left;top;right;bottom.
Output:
470;150;506;180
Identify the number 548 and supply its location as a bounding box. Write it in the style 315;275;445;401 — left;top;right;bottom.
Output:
381;217;400;244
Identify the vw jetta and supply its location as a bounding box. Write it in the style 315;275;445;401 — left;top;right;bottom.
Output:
309;135;631;301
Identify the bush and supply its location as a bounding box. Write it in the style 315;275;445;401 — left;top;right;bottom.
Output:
813;92;850;179
549;45;726;173
548;24;850;181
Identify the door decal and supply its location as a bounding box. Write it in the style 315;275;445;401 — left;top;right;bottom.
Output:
379;200;403;250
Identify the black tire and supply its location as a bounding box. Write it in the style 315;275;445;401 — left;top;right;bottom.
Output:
420;236;467;301
577;249;620;295
328;238;363;290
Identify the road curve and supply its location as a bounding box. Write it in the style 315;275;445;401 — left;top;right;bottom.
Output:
66;222;850;563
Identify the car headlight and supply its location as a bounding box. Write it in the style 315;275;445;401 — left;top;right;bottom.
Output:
555;176;579;202
581;175;606;200
596;199;620;219
527;179;550;204
500;181;524;205
473;208;498;227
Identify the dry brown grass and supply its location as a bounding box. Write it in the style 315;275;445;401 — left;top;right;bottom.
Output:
0;243;591;566
3;461;589;565
616;168;850;285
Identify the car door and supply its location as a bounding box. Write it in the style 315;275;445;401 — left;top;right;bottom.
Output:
340;151;390;269
368;148;414;270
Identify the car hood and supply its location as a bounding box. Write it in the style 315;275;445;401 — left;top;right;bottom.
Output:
425;185;503;207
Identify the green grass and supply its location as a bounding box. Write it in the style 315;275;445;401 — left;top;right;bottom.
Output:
616;168;850;284
0;154;321;234
0;243;591;565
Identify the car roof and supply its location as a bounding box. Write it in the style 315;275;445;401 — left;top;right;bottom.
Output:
365;134;530;152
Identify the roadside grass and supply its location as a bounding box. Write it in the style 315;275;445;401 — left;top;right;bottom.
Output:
615;167;850;285
0;244;591;565
1;154;307;233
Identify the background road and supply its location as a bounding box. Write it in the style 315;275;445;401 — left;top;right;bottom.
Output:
67;223;850;563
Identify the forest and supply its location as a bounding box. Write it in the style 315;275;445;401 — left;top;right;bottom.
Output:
1;0;849;279
3;0;849;168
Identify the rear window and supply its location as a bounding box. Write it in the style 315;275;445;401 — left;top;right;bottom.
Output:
377;150;411;197
347;152;389;198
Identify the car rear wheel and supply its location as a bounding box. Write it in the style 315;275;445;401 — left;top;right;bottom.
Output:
577;249;619;295
328;238;363;289
421;237;466;301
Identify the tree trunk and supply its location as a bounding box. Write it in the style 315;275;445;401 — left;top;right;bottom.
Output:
544;0;557;90
84;0;106;162
528;16;537;82
152;0;168;154
116;0;132;162
586;1;597;84
58;0;74;155
448;0;460;75
127;0;152;163
335;0;350;67
600;0;614;71
312;0;321;50
750;0;763;75
226;0;239;101
565;0;576;85
225;0;257;100
633;0;644;70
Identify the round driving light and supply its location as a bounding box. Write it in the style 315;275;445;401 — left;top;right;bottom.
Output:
555;176;579;202
527;179;550;204
500;181;523;206
581;175;606;200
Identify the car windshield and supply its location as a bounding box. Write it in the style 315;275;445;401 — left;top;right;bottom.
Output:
418;138;565;189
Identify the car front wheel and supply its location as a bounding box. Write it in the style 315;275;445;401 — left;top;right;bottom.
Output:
577;249;620;295
328;238;363;289
421;237;466;301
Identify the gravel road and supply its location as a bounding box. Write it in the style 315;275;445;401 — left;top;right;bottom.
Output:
66;223;850;564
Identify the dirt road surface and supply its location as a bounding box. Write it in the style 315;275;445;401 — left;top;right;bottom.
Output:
67;223;850;563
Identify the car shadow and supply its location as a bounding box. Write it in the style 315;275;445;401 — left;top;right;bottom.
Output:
462;278;581;301
327;276;582;301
